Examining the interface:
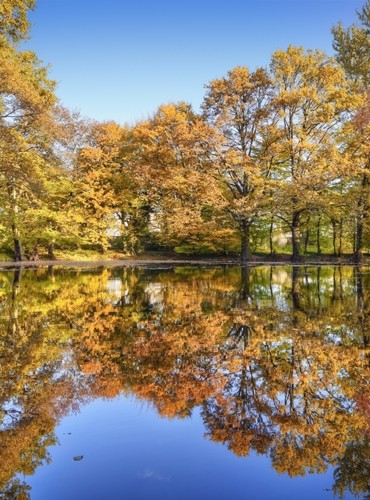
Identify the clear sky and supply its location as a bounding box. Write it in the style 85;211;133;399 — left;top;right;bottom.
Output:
26;0;364;125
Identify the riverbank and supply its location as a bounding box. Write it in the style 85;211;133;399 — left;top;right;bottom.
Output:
0;251;368;269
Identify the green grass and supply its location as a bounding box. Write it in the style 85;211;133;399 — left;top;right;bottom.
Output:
0;252;12;261
53;249;129;261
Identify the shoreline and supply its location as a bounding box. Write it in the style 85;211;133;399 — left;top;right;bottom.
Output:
0;255;368;270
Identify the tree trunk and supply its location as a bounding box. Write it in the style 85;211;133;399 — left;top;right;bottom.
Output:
304;230;310;254
269;219;274;255
355;266;368;347
48;265;55;279
291;266;301;313
10;185;23;261
12;223;23;261
291;212;301;262
331;219;337;256
240;265;250;301
338;218;343;257
48;242;56;260
12;269;22;302
316;216;321;255
355;173;369;263
11;269;22;335
240;221;251;263
269;266;274;299
317;266;322;307
355;216;364;262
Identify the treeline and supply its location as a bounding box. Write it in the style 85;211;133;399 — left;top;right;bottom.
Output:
0;0;369;262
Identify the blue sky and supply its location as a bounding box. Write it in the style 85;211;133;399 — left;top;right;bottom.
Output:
26;0;364;124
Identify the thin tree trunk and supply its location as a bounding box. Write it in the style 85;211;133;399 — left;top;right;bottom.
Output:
11;269;22;335
269;266;274;299
48;265;55;280
291;266;301;312
10;185;23;261
355;173;369;263
355;217;364;262
316;216;321;255
12;268;22;302
48;242;56;260
303;215;311;254
12;223;23;261
291;212;301;262
269;219;274;255
338;218;343;257
331;219;337;256
240;221;251;263
317;266;322;308
355;266;368;347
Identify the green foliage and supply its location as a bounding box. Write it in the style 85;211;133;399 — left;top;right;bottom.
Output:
332;0;370;88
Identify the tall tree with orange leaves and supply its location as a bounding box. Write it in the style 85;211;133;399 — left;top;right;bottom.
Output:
130;102;232;253
202;66;278;262
269;46;356;260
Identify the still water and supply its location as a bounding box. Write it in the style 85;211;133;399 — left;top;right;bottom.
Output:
0;265;369;499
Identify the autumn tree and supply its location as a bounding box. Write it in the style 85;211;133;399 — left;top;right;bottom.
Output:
333;2;370;261
202;67;278;262
130;102;231;253
0;0;58;260
0;0;35;44
112;126;153;254
332;0;370;89
73;121;127;252
337;94;370;261
28;106;98;259
270;46;355;260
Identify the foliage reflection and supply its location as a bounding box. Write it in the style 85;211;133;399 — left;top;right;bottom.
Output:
0;265;369;498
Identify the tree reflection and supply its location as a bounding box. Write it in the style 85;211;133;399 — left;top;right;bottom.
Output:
0;265;369;498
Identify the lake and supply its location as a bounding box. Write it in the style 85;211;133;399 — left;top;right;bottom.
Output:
0;265;369;499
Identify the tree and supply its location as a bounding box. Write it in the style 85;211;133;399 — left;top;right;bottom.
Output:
0;45;57;260
0;0;57;260
73;121;127;252
333;2;370;260
202;67;278;262
332;0;370;89
270;46;355;260
338;93;370;261
0;0;35;44
130;102;231;253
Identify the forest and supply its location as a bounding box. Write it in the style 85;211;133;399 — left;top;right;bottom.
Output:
0;0;369;263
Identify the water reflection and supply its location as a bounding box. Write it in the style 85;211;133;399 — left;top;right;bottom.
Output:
0;265;369;498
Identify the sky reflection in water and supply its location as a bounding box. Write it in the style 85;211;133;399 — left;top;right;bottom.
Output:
0;265;368;499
